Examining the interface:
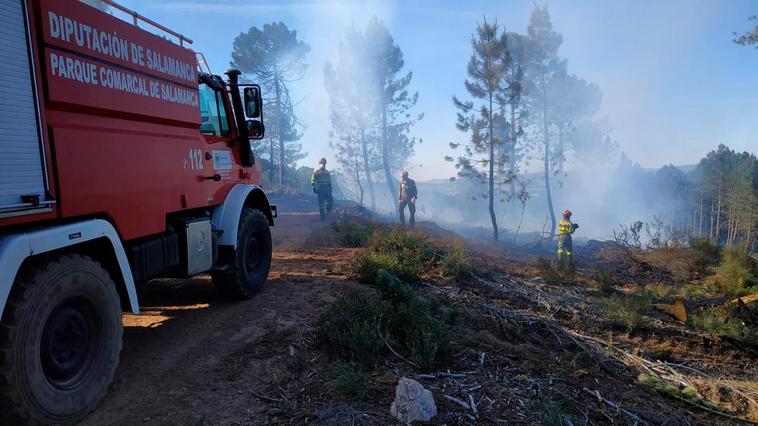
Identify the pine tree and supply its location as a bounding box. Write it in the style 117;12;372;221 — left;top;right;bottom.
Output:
324;26;380;210
231;22;310;187
450;18;514;241
526;6;566;237
363;18;421;211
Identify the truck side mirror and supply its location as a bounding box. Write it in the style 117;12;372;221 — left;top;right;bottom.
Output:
247;119;264;139
243;86;262;119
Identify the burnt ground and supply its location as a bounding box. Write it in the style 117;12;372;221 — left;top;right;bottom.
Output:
82;197;757;425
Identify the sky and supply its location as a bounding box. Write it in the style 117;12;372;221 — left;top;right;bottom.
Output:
117;0;758;180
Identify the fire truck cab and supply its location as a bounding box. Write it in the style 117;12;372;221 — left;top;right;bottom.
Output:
0;0;274;423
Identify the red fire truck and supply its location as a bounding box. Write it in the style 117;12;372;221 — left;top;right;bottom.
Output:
0;0;275;422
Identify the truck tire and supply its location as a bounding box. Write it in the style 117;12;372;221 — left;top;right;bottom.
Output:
212;208;272;298
0;254;123;424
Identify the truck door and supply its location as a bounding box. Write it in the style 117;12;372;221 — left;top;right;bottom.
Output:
0;0;49;215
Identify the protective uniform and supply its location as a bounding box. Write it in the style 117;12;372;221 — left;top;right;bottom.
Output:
399;172;418;229
557;210;578;270
311;159;333;221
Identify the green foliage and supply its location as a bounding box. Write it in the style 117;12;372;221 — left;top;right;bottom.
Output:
688;306;757;347
535;257;562;286
603;290;652;335
689;308;740;338
316;271;454;371
592;266;619;293
353;251;404;284
638;374;723;411
440;242;476;280
537;396;575;426
333;221;382;248
388;296;453;369
689;237;722;272
315;291;386;370
708;243;758;295
335;364;369;399
647;342;673;361
231;23;310;186
374;269;415;304
352;229;436;283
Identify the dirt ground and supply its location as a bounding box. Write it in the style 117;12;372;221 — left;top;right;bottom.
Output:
82;199;757;425
83;201;355;425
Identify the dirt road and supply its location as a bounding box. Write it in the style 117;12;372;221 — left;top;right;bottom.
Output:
83;207;355;425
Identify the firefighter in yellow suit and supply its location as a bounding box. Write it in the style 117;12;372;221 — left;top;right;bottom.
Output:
557;209;579;271
311;157;333;221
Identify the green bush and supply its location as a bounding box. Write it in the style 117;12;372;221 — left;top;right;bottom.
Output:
375;269;415;304
592;266;619;293
708;243;758;296
317;270;455;371
537;396;575;426
315;291;387;370
688;306;758;347
603;290;652;335
689;237;722;272
353;251;404;284
351;229;436;283
333;221;382;248
647;342;673;361
335;364;369;399
388;296;453;369
535;257;562;286
439;242;476;280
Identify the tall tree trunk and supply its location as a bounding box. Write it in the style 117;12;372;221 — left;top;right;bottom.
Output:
354;155;364;206
488;91;499;241
541;74;556;237
698;188;704;237
509;101;517;197
360;128;376;211
715;179;723;244
381;105;398;211
269;139;274;184
273;73;285;188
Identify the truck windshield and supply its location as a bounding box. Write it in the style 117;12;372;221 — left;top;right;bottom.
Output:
199;84;230;137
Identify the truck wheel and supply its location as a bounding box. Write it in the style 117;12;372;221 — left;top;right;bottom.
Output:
0;254;123;424
212;208;272;298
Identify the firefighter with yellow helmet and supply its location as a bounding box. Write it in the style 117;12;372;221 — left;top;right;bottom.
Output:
557;209;579;270
311;157;333;221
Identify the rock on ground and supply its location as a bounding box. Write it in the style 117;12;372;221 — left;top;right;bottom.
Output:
390;377;437;424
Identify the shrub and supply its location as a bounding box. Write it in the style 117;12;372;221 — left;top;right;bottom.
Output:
317;272;455;371
688;307;740;338
592;266;619;293
333;221;382;248
689;237;722;272
647;342;673;361
535;257;562;286
352;229;436;283
353;251;404;284
388;296;453;369
537;396;575;426
374;269;414;305
439;242;476;280
335;364;369;399
315;291;387;370
603;290;652;335
708;243;758;296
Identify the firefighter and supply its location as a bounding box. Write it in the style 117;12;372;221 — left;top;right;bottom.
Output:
557;209;579;271
398;171;418;229
311;157;333;221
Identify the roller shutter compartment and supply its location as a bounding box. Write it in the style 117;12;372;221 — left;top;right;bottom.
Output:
0;0;48;214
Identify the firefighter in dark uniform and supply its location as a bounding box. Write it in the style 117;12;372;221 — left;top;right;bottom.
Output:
557;209;579;271
398;171;418;229
311;157;333;221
